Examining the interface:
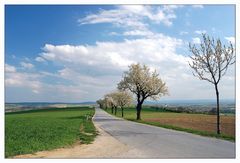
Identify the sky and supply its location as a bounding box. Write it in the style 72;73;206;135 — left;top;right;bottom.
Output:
5;5;235;102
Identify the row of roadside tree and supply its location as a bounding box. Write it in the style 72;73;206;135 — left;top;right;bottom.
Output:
97;63;168;119
97;90;133;117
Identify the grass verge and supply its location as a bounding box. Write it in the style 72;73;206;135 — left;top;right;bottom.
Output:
5;106;97;158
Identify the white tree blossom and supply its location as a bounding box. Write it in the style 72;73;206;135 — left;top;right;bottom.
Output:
118;63;168;120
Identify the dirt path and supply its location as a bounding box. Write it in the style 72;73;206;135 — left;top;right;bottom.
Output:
13;123;144;158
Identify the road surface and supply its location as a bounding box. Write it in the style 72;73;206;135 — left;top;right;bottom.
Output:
93;107;235;158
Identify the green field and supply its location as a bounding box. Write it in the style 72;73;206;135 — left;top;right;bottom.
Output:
105;106;235;141
5;106;97;158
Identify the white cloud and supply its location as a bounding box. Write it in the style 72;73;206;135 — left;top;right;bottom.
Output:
35;56;46;62
123;30;154;36
6;30;230;101
5;70;42;94
40;33;184;72
119;5;151;16
78;5;181;29
35;34;205;101
5;5;235;102
192;37;201;44
78;6;147;30
20;62;34;69
5;64;16;73
6;31;235;101
192;5;204;8
225;37;235;44
5;65;119;101
194;30;206;34
109;32;119;36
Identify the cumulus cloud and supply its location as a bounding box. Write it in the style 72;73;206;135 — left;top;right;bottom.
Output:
40;33;184;73
123;30;154;36
109;32;119;36
5;28;232;101
35;56;46;62
5;70;42;94
35;33;218;100
5;64;16;73
6;31;235;101
5;66;120;101
5;65;95;99
20;62;34;69
5;5;235;102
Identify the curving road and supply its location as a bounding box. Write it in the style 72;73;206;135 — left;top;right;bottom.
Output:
93;107;235;158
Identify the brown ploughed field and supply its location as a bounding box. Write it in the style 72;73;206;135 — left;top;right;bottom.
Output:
145;114;235;137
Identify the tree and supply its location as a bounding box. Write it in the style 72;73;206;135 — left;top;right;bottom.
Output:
188;34;235;134
96;99;104;109
100;91;133;116
104;93;118;114
114;91;133;117
118;63;168;120
97;98;108;109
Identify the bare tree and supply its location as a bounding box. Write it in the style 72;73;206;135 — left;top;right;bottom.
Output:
118;63;168;120
189;34;235;134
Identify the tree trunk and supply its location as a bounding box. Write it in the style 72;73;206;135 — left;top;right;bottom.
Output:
214;83;220;134
122;108;124;117
136;102;142;120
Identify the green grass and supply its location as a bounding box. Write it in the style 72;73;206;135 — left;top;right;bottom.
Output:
5;106;97;158
104;106;235;141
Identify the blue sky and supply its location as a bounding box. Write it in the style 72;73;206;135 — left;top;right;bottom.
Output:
5;5;235;102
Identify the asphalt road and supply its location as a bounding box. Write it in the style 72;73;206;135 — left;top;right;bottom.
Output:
93;107;235;158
